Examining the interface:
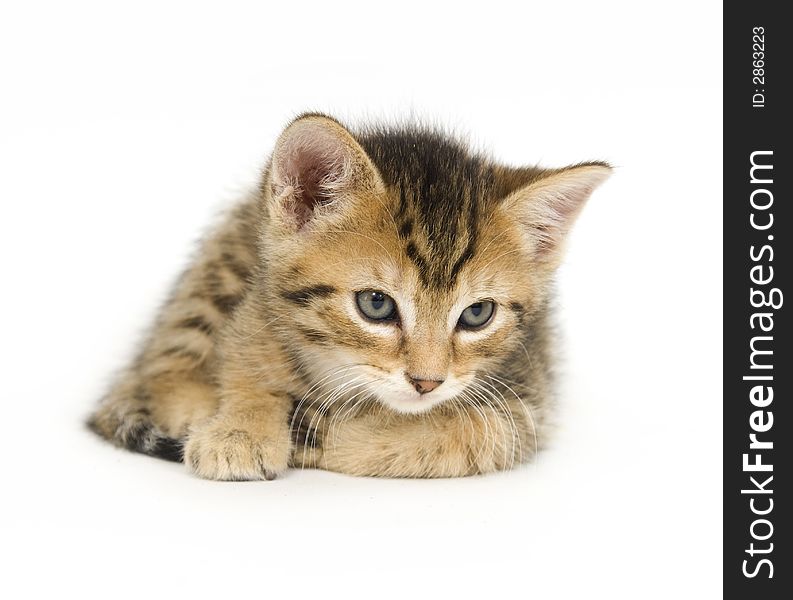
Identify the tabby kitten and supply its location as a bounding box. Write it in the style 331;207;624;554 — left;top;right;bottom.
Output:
88;113;610;480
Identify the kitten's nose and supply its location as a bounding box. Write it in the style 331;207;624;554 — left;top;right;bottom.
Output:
406;374;444;394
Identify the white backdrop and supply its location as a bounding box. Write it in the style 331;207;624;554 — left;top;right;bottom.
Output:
0;1;722;598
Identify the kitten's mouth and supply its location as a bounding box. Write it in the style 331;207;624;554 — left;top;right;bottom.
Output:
368;371;469;415
380;389;447;415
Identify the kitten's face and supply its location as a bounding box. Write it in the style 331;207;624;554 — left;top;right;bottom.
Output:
276;195;535;414
263;115;609;414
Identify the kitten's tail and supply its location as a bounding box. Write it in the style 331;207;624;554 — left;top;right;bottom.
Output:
87;394;184;463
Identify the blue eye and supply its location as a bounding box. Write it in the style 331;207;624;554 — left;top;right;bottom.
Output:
356;291;398;322
458;301;495;329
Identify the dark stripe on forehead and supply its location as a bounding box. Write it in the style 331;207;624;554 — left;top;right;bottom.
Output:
281;284;337;306
402;204;479;288
448;241;476;284
396;185;409;221
356;127;500;289
405;242;430;285
447;192;480;283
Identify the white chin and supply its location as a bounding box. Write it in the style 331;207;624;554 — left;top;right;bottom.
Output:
380;393;444;415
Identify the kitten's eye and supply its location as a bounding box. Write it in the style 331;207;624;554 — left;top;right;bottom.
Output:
458;301;495;329
356;290;398;322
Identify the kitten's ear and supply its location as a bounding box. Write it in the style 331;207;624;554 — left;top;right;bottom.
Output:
267;114;385;230
504;163;612;260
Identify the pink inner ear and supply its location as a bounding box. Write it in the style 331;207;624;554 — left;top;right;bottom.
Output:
522;166;611;256
530;191;583;255
274;127;351;229
284;156;335;227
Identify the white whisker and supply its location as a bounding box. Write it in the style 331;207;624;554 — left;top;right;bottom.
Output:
484;372;539;461
471;377;521;468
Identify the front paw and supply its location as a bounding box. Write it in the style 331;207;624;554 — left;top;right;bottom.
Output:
184;418;292;481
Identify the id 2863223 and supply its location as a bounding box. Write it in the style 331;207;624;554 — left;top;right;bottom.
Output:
752;26;765;108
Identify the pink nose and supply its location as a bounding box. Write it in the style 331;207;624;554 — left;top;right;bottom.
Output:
406;375;444;394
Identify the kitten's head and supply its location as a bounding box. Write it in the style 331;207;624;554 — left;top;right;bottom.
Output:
260;114;610;414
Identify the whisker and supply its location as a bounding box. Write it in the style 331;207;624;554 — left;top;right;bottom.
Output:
290;365;361;468
449;397;476;472
302;376;366;468
240;314;283;340
457;390;495;471
515;340;536;372
327;387;373;456
483;373;539;461
290;365;357;444
478;247;524;274
473;383;515;470
471;378;520;468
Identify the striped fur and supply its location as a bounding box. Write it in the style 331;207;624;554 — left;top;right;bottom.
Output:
88;114;610;479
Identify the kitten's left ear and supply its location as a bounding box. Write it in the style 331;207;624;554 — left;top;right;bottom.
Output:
267;114;385;231
503;163;612;260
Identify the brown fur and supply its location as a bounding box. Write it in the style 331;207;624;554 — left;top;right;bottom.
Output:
88;114;611;479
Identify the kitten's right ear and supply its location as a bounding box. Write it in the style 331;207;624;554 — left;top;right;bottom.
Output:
267;114;385;231
502;162;612;262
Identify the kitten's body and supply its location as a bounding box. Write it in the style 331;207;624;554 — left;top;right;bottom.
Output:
88;114;609;479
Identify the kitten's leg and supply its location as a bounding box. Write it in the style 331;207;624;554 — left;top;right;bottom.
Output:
87;371;219;462
88;200;259;461
303;399;539;478
87;306;223;461
182;299;295;481
183;390;293;481
88;284;239;460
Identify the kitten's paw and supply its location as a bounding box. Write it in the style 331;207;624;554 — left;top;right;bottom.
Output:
184;420;292;481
